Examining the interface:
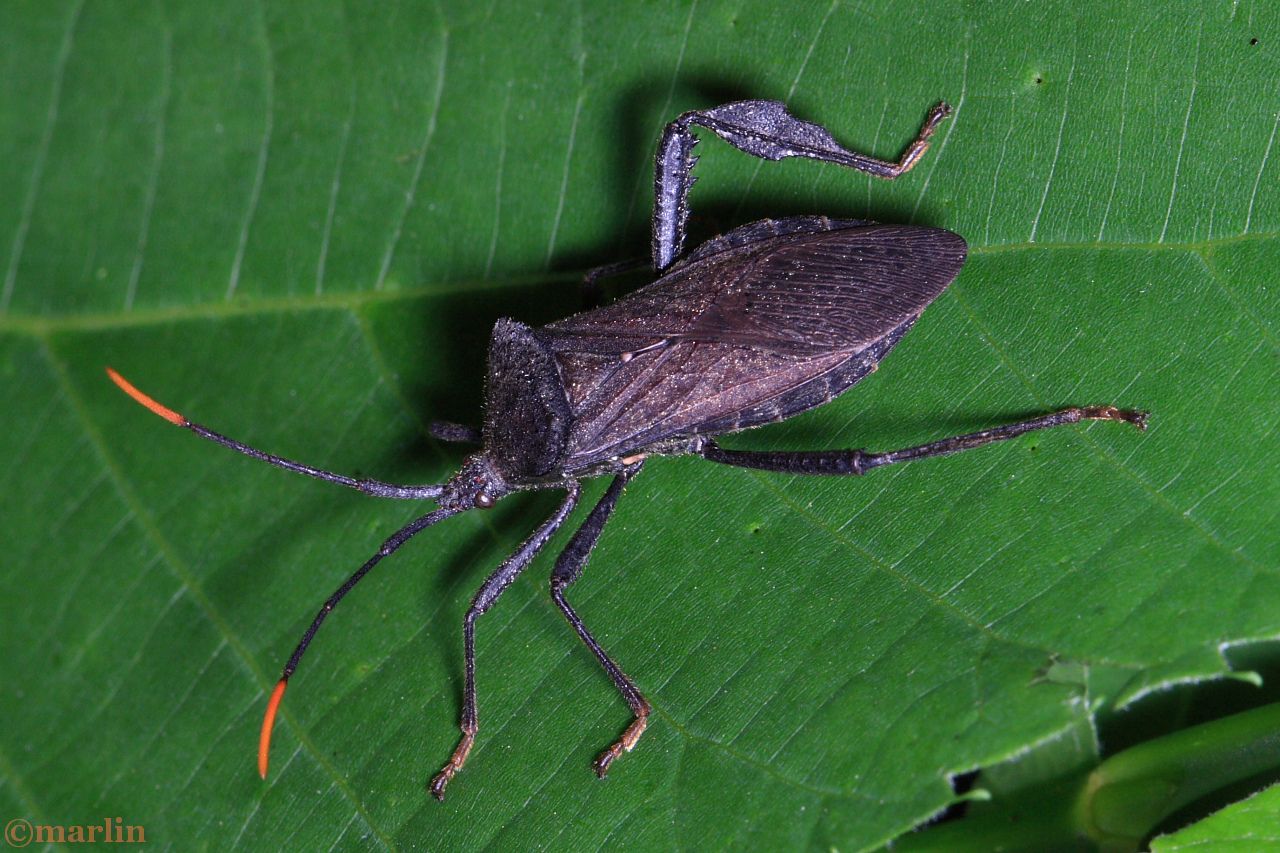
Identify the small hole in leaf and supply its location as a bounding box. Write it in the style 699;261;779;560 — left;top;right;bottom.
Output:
926;770;981;826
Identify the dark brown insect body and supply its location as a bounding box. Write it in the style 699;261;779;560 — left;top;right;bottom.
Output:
454;220;965;503
109;98;1146;800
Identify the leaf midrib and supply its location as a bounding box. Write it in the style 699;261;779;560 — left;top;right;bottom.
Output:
0;232;1274;336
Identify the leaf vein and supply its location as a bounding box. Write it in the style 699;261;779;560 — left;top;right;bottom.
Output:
376;27;449;291
1;0;84;313
1159;20;1202;244
1029;35;1077;243
125;10;172;311
1244;88;1280;234
316;79;357;295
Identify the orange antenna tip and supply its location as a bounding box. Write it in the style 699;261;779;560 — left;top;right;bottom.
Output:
105;367;186;426
259;679;288;779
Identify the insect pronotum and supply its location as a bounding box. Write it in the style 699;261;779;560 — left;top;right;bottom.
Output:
109;98;1147;799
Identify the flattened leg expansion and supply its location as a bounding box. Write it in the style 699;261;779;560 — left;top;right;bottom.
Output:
651;100;952;271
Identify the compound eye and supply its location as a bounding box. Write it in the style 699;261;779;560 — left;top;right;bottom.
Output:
474;490;495;509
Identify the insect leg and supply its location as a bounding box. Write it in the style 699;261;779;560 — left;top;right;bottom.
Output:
107;368;444;499
652;100;952;271
549;462;647;778
429;483;582;801
701;406;1149;475
428;421;482;444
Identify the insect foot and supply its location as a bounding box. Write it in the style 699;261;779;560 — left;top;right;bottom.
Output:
429;730;475;802
592;702;651;779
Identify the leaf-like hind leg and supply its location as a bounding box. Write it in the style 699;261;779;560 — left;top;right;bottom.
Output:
701;406;1148;475
429;484;582;801
549;462;649;778
651;100;952;272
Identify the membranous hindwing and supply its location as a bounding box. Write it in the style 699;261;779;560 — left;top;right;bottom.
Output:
483;318;574;482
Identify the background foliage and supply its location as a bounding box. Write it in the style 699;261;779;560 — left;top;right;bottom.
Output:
1;1;1276;849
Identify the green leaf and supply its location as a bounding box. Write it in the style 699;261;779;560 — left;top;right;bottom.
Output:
1;1;1276;850
1152;784;1280;852
893;701;1280;851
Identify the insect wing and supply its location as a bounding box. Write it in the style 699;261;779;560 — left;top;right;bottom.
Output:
684;224;966;352
553;224;965;353
545;225;966;465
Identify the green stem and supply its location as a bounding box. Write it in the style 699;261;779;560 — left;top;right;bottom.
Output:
892;702;1280;852
1079;702;1280;849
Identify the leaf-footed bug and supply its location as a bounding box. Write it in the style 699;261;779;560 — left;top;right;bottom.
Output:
109;98;1147;799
